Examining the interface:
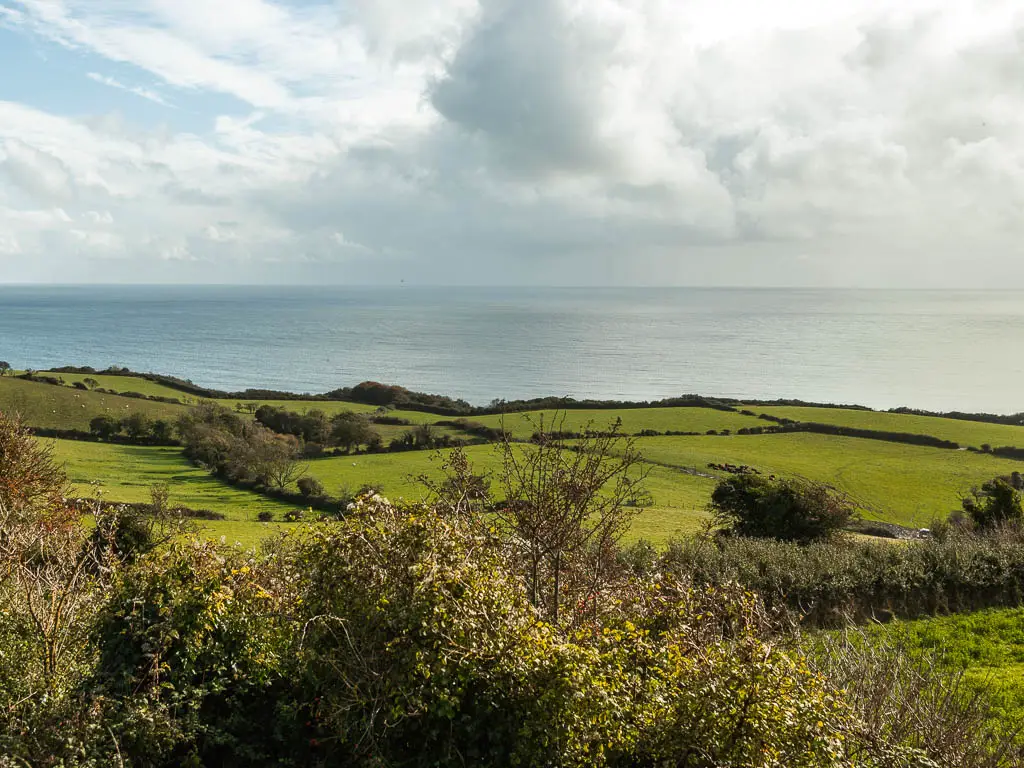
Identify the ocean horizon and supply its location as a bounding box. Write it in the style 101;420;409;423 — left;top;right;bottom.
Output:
2;284;1022;415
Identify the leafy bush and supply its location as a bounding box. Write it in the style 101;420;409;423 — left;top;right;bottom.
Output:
87;541;304;765
710;474;855;543
962;478;1023;529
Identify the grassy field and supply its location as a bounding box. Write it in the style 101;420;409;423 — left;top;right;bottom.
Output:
627;433;1024;527
47;439;293;520
474;407;765;438
872;608;1024;733
1;377;188;431
754;405;1024;450
38;371;190;401
303;444;716;543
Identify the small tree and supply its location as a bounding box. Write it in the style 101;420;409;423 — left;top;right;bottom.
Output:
709;474;855;543
419;445;492;521
961;478;1023;529
495;413;649;628
0;361;10;376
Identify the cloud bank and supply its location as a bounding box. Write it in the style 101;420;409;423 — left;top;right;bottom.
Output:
1;0;1023;285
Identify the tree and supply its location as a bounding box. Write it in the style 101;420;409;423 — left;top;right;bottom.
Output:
0;413;110;695
0;361;10;376
709;474;855;543
89;415;121;440
122;412;152;441
82;377;99;390
330;412;375;453
961;478;1023;529
494;413;649;628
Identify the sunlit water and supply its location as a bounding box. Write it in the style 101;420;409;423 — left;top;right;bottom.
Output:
1;286;1021;414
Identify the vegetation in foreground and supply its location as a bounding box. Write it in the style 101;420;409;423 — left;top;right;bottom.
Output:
2;411;1022;767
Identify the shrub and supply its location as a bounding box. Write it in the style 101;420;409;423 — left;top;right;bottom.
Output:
961;478;1023;529
289;496;866;768
709;474;855;543
257;511;275;522
296;476;325;499
87;542;304;765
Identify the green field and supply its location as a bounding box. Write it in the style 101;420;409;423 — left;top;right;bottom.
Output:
754;405;1024;450
873;608;1024;732
627;433;1024;527
474;407;765;438
47;439;293;520
38;371;190;401
303;444;716;542
1;377;188;430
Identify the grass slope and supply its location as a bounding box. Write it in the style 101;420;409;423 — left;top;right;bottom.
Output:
629;433;1024;527
39;372;190;401
754;405;1024;450
474;407;764;439
47;439;293;520
0;377;187;431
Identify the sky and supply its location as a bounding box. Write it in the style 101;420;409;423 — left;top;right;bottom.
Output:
0;0;1022;287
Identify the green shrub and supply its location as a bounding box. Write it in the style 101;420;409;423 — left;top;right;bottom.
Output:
962;478;1023;529
288;495;868;767
709;474;855;543
87;541;304;766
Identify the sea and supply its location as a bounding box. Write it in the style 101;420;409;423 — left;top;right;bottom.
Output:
0;285;1022;415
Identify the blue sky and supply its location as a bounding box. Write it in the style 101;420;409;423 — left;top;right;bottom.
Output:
1;0;1023;286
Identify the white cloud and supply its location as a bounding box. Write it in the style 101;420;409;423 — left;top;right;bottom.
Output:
86;72;173;107
1;0;1024;285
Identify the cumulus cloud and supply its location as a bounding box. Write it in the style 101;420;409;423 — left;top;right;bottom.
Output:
1;0;1023;285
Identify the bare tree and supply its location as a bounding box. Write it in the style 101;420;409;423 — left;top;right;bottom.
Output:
0;415;111;689
494;412;650;628
418;445;493;521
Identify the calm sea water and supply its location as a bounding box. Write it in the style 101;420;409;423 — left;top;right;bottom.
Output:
0;286;1021;414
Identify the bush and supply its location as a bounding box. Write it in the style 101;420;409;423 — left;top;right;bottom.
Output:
257;511;275;522
709;474;855;543
961;478;1023;529
288;496;864;767
296;476;325;499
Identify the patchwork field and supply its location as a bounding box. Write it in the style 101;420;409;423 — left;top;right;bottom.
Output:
0;376;187;430
303;444;716;542
754;405;1024;450
6;373;1023;545
474;406;765;438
